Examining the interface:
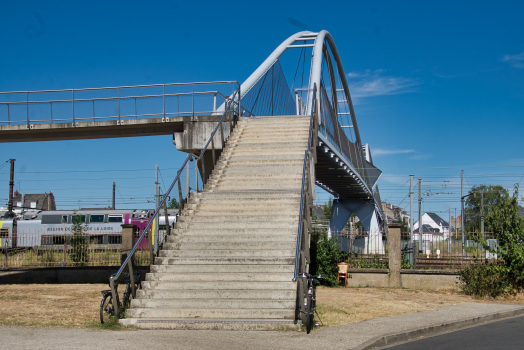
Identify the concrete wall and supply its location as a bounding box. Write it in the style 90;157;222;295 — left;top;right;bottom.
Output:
347;268;460;289
0;266;150;284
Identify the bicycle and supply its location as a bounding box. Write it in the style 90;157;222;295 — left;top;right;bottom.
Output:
298;272;325;334
100;271;140;324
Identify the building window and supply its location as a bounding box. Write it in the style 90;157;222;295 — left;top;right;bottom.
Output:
30;201;37;208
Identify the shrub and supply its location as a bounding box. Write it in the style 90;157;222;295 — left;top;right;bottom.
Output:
460;185;524;297
310;229;344;286
459;262;511;297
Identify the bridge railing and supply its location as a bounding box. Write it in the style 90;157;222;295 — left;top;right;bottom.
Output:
107;87;241;319
0;81;246;126
317;83;368;187
293;83;318;322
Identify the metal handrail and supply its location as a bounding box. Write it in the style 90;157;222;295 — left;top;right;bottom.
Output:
0;81;239;95
108;85;241;318
293;84;316;282
0;91;229;105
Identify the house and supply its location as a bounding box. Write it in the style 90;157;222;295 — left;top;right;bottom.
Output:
381;201;410;226
413;212;450;242
12;190;56;211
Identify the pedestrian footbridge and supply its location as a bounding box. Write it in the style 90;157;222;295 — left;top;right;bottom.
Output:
1;30;385;329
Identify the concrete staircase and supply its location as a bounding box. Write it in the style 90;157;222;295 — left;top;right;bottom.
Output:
122;115;311;330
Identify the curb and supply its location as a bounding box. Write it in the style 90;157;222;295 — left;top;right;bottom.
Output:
352;307;524;350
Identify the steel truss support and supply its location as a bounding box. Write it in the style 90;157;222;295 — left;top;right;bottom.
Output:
329;199;384;254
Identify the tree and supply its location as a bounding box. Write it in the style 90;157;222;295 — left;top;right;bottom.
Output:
323;197;333;220
465;185;509;233
167;197;180;209
70;211;89;266
396;215;409;236
460;185;524;296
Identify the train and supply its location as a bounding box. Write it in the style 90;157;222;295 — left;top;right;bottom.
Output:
0;208;178;250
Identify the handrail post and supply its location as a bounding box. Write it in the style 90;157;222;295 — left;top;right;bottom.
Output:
186;157;191;196
117;87;121;124
92;100;95;122
211;136;216;166
109;277;118;319
194;158;199;193
192;83;195;121
177;174;184;210
7;104;10;126
213;92;217;112
26;92;29;127
238;84;241;117
127;259;136;298
72;90;75;126
163;84;166;119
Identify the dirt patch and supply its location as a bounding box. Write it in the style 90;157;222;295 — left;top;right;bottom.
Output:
315;286;524;327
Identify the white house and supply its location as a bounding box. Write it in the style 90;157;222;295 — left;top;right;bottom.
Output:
413;212;450;242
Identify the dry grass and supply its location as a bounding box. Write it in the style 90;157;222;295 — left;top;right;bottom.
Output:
315;286;524;327
0;284;126;329
2;284;524;330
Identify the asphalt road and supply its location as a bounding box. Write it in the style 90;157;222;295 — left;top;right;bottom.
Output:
382;315;524;350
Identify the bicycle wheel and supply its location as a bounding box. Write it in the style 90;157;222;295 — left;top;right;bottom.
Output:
100;294;114;324
305;295;314;334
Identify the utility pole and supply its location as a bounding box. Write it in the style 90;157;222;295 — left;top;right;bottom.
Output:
461;170;465;253
480;190;484;239
112;182;116;210
409;175;414;243
7;159;15;213
154;165;160;255
418;177;423;253
448;206;452;254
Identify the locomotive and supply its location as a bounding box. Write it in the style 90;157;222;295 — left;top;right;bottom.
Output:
0;208;177;250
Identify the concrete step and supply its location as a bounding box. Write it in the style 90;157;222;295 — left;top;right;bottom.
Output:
130;298;295;309
180;209;298;217
209;173;302;181
163;241;296;250
223;154;304;162
173;234;297;243
192;191;300;200
175;221;297;230
122;318;300;331
211;162;302;174
177;215;297;223
149;264;294;274
136;288;296;300
158;249;294;258
169;227;296;236
145;272;294;282
154;256;295;265
126;307;295;320
142;281;296;291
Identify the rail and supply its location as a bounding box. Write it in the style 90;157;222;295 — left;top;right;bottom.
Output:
0;81;248;126
108;86;241;319
293;83;317;281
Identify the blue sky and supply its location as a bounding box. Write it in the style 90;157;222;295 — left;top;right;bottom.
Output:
1;0;523;219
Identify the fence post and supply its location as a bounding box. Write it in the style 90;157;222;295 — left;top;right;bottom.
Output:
387;222;402;288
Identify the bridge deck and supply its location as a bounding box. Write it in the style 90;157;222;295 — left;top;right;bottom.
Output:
0;115;222;142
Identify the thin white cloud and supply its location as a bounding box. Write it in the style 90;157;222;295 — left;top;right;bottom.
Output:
409;154;430;160
502;52;524;69
373;149;415;156
346;69;420;98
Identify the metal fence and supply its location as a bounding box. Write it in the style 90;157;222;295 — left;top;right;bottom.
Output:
0;231;159;268
313;221;500;270
0;81;242;126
